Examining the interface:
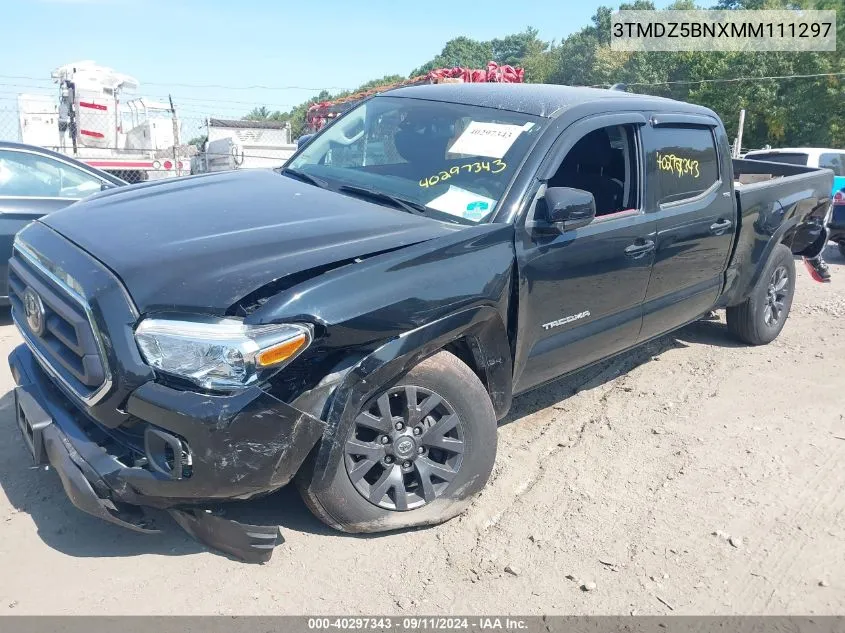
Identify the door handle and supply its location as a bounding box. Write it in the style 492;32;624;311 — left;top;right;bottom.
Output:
624;239;655;259
710;219;733;235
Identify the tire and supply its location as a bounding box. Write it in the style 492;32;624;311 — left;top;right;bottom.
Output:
838;242;845;259
297;351;497;533
726;243;795;346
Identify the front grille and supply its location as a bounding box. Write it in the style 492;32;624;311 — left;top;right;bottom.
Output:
9;244;109;402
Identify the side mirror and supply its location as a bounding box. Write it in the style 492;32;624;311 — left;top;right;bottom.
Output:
100;182;115;191
542;187;596;231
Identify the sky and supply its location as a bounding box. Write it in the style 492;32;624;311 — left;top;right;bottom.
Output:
0;0;674;135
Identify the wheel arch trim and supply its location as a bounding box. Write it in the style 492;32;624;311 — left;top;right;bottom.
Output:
720;213;799;308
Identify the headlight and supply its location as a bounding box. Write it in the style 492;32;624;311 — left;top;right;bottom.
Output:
135;317;312;391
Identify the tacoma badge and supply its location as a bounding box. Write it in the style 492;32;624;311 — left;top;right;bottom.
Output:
542;310;591;331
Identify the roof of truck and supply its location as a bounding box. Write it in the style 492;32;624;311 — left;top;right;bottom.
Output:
385;83;701;118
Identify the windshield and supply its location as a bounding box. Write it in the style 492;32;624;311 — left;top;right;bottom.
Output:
287;96;545;225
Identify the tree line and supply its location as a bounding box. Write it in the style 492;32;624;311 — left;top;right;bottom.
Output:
243;0;844;150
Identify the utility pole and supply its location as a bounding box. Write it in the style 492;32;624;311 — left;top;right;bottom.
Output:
734;109;746;158
169;94;180;176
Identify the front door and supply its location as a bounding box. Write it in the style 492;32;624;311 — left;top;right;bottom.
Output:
513;116;657;394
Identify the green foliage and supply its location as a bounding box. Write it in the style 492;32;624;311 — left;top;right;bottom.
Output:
239;2;844;147
243;76;408;138
411;29;550;76
411;37;495;76
187;134;207;148
545;0;844;148
491;28;548;66
244;106;271;120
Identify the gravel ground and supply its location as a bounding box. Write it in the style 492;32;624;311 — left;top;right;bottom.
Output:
0;246;843;615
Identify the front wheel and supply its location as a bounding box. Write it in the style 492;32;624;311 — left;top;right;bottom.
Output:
726;243;795;345
838;241;845;259
298;351;497;533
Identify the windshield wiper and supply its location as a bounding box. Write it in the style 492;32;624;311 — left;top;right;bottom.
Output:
337;185;428;217
281;167;330;189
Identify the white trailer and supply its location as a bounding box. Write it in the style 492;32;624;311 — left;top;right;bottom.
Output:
191;118;296;174
17;61;189;183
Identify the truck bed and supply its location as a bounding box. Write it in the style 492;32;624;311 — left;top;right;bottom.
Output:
733;156;831;185
732;157;833;222
719;158;833;307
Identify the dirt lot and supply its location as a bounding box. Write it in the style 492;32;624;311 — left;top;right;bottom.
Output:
0;246;843;615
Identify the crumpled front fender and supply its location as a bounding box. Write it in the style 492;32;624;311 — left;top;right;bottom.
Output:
307;305;512;491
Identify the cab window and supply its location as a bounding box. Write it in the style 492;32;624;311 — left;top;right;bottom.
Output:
547;124;640;217
648;127;720;205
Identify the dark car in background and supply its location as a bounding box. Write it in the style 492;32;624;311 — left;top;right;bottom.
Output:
0;142;125;304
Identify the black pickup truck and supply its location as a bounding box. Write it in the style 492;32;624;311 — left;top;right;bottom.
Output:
7;84;833;561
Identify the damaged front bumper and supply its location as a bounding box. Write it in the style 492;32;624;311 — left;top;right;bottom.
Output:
9;344;325;562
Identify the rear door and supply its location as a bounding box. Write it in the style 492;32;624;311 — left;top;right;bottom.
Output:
0;148;106;300
638;117;736;342
513;113;658;394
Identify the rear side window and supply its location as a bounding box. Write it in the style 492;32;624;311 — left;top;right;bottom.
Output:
819;152;845;177
0;150;103;198
745;152;809;166
648;127;720;205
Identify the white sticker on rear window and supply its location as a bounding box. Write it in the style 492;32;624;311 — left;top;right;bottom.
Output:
447;121;532;159
426;186;496;222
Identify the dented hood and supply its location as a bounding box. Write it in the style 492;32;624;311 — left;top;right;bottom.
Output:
41;170;460;314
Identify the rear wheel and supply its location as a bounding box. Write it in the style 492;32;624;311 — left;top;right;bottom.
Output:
726;244;795;345
298;351;496;533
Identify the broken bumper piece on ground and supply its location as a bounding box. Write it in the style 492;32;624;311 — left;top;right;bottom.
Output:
169;509;283;563
8;343;321;562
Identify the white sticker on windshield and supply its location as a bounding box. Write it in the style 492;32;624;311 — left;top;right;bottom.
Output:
447;121;530;159
427;186;497;222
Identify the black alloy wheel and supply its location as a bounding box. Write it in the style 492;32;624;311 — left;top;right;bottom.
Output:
726;243;795;345
763;265;789;326
344;385;465;511
297;350;496;533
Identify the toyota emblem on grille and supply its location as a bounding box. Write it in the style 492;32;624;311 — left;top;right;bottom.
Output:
22;287;45;336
